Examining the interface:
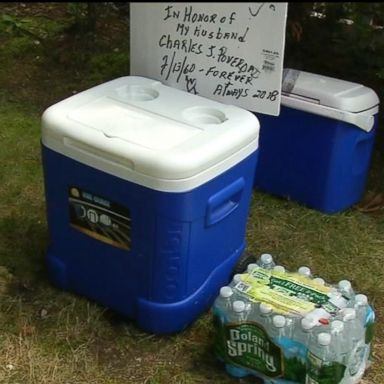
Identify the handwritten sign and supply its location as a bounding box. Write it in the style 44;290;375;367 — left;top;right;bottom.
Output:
130;3;287;115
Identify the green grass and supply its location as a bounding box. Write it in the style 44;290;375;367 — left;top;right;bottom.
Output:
0;3;384;384
0;96;383;383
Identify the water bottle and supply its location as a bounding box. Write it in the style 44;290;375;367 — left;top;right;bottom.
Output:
342;308;363;348
354;294;368;325
329;320;353;384
285;316;317;383
306;332;342;384
294;316;316;346
330;320;349;364
341;308;368;384
270;315;291;360
258;302;274;329
365;304;375;368
338;280;355;303
270;315;287;339
354;294;370;364
214;286;234;315
297;266;312;278
257;253;275;270
229;273;243;288
228;300;248;323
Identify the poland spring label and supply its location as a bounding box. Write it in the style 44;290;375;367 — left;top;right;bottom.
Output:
215;322;283;378
68;187;131;250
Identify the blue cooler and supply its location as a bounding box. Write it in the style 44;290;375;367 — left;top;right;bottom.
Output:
41;76;259;334
254;69;380;214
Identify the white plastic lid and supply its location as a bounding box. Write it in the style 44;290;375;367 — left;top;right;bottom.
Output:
260;253;273;264
331;320;344;333
355;294;368;306
301;317;315;331
232;274;242;284
42;76;259;192
281;69;379;132
220;286;233;298
233;300;246;313
247;263;257;273
303;314;318;327
260;303;273;314
338;280;352;291
282;68;379;112
298;266;311;277
318;333;331;346
273;265;286;273
273;315;286;328
313;277;325;285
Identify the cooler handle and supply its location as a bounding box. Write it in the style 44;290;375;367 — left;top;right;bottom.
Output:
206;178;245;227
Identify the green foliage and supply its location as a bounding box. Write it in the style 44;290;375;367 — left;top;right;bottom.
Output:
88;52;130;83
285;3;384;95
0;14;41;42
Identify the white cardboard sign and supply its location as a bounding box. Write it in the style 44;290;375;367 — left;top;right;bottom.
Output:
130;3;287;115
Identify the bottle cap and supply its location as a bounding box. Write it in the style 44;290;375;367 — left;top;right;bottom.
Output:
247;263;257;273
355;294;368;306
220;286;233;298
260;303;273;314
273;265;286;273
318;332;331;346
303;314;318;327
298;266;311;277
343;308;356;321
313;277;325;285
273;315;286;328
232;274;242;284
338;280;352;291
331;320;344;333
233;300;246;313
301;317;315;330
260;253;273;264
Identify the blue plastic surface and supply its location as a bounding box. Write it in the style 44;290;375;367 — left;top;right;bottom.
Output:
42;145;258;334
254;106;378;213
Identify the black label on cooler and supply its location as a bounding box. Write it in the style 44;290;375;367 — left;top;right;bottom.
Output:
68;186;131;250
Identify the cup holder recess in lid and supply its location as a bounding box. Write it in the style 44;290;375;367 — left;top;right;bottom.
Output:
116;85;159;102
182;106;227;125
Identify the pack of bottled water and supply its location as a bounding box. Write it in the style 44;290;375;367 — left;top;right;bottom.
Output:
212;253;375;384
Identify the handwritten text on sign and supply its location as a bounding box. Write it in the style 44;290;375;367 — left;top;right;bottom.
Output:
130;3;287;115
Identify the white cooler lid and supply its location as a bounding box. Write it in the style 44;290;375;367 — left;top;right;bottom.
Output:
281;68;379;132
42;76;259;192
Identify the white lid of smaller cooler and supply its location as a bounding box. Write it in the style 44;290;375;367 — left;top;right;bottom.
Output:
281;69;379;132
42;76;259;192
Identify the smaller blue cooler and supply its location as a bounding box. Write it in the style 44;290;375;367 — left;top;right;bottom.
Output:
41;76;259;334
254;68;380;214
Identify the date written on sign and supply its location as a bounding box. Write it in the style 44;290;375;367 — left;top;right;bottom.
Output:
252;89;279;101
